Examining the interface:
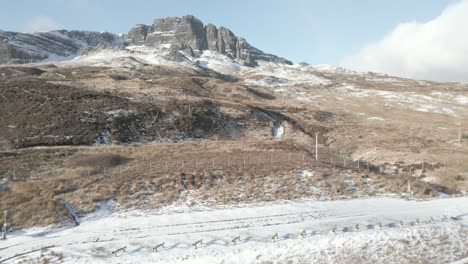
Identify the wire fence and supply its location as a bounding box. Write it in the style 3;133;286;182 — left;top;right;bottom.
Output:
1;148;419;183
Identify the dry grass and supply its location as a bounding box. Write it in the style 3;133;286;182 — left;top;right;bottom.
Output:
68;152;127;168
0;140;439;229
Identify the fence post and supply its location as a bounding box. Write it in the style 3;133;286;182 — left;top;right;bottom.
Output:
2;210;7;240
315;132;319;160
357;160;360;169
459;127;462;145
136;159;139;175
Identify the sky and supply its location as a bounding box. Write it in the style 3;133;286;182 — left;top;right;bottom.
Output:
0;0;466;82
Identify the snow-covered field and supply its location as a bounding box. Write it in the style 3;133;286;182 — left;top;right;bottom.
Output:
1;197;467;263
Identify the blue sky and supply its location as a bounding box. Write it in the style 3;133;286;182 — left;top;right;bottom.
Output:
0;0;457;66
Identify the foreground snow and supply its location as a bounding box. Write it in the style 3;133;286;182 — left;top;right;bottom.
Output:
0;197;467;263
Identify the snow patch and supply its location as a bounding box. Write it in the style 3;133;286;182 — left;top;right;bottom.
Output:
272;123;284;139
94;129;110;145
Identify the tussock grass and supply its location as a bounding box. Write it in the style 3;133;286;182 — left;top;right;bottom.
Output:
68;153;126;168
0;141;440;229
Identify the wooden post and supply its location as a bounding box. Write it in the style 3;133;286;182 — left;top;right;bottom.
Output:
165;162;168;170
357;160;360;169
315;132;319;160
243;156;246;166
2;210;7;240
459;127;462;145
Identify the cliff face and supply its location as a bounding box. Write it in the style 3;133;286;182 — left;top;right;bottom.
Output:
126;15;292;66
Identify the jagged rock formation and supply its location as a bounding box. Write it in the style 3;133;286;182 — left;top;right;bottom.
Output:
0;30;123;64
0;15;291;66
126;15;292;66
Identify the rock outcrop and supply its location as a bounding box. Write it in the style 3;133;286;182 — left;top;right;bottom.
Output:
127;15;292;66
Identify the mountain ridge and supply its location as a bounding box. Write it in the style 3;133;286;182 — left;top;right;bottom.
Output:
0;15;292;66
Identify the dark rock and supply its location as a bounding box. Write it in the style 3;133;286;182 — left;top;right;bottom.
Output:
127;15;292;66
127;24;149;45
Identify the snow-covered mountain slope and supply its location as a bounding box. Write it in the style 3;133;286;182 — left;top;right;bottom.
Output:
0;30;124;64
2;197;467;263
0;15;291;67
56;43;468;120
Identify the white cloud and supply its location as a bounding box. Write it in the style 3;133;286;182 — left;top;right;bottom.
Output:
24;16;62;33
341;0;468;83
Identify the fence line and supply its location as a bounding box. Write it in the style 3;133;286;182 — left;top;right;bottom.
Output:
1;144;460;182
